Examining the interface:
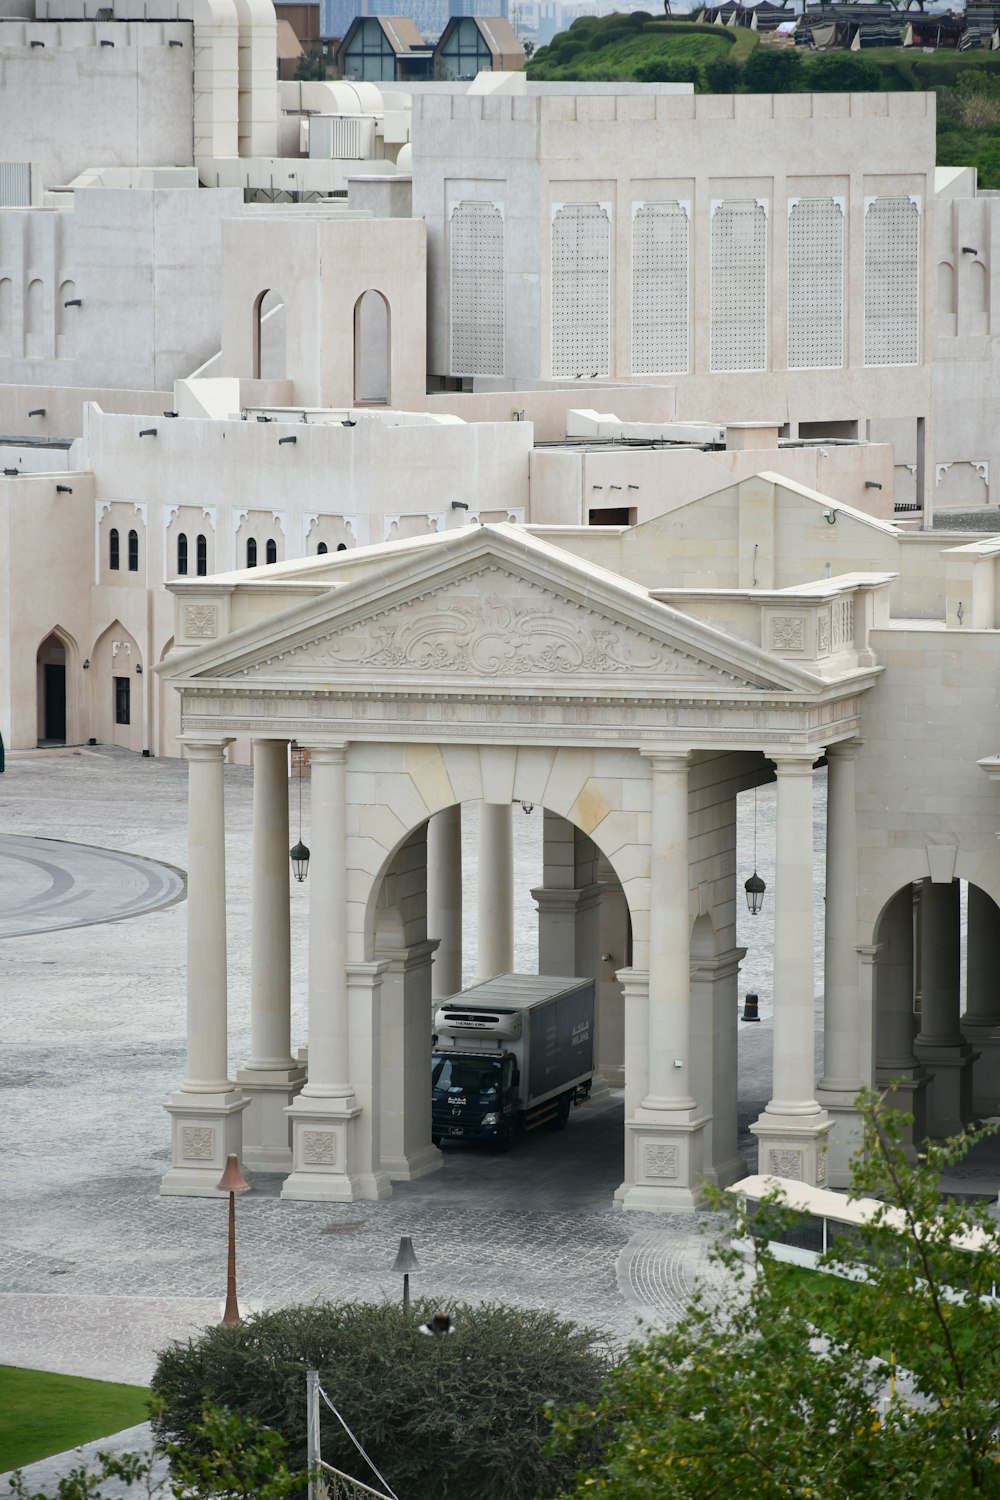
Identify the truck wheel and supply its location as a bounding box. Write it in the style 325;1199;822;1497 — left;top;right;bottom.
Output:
548;1094;572;1131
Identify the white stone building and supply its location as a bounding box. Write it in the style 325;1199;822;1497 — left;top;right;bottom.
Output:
3;3;1000;1208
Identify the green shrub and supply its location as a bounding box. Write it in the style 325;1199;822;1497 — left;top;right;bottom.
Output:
704;54;741;92
805;50;882;93
151;1299;611;1500
741;46;803;93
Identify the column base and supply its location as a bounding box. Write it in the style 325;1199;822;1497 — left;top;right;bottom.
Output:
815;1087;865;1188
237;1066;306;1174
615;1111;711;1213
960;1021;1000;1117
281;1095;392;1202
382;1143;443;1182
913;1040;976;1137
702;1153;748;1191
749;1110;832;1187
161;1090;251;1197
873;1068;930;1157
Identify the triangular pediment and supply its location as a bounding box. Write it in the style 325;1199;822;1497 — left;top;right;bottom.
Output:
165;526;825;696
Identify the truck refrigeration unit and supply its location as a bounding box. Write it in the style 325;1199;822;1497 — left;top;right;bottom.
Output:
431;974;595;1150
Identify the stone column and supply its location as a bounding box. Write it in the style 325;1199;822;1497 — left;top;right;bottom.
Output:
817;742;864;1181
620;751;709;1212
690;943;747;1189
533;878;609;1100
914;879;974;1136
476;801;514;981
379;938;443;1181
751;753;830;1186
872;886;927;1156
427;806;462;1001
283;744;365;1201
162;737;249;1196
962;885;1000;1115
238;738;305;1172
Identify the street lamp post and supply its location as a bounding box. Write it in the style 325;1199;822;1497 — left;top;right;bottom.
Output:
216;1154;251;1326
390;1235;420;1311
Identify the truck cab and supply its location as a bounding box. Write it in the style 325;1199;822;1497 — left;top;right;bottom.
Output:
431;1050;518;1148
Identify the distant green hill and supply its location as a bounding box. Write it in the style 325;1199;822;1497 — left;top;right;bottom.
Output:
526;14;1000;187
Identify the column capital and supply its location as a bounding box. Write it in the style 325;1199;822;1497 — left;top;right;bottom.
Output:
298;741;348;763
825;738;864;761
250;733;290;746
641;747;691;771
180;735;233;758
766;750;818;775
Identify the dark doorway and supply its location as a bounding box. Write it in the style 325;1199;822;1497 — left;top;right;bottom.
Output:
44;664;66;741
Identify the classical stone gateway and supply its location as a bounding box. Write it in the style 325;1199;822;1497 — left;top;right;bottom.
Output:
156;513;906;1211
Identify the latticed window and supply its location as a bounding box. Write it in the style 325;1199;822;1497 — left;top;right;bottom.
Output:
247;537;257;568
632;201;689;375
450;201;504;377
266;538;278;565
711;199;768;372
196;534;207;575
127;529;139;572
865;196;920;366
177;532;188;575
788;198;844;370
551;203;611;380
109;527;119;571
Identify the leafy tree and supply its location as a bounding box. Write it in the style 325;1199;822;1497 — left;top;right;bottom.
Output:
633;58;702;86
806;50;882;93
151;1299;610;1500
740;45;803;93
551;1091;1000;1499
703;54;741;92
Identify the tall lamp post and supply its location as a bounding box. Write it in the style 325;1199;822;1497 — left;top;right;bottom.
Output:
216;1154;251;1326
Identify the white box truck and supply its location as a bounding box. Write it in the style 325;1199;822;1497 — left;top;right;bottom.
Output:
431;974;594;1151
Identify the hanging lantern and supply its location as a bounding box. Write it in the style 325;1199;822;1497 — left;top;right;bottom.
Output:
744;870;766;916
290;838;310;883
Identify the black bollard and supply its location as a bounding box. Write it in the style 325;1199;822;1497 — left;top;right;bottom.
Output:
741;991;760;1023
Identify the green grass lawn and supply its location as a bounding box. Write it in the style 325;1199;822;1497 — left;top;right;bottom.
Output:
0;1366;150;1474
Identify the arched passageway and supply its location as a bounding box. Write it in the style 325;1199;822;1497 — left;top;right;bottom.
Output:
873;878;1000;1139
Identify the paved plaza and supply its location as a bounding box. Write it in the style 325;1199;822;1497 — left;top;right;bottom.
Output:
1;746;997;1490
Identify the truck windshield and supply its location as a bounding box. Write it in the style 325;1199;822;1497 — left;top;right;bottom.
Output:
432;1056;502;1094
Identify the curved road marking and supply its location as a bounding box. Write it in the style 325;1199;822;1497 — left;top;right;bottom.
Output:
0;836;186;939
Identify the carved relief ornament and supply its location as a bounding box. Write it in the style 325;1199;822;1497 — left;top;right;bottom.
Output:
241;568;748;685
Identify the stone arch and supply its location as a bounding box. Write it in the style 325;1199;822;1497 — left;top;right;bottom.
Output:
350;743;651;968
353;289;390;405
871;875;1000;1140
90;619;143;752
35;625;79;745
937;259;955;316
252;288;286;380
25;277;44;358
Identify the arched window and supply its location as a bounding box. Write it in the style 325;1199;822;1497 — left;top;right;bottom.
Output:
109;527;120;571
196;534;207;576
177;532;188;575
317;541;329;555
266;538;277;565
127;530;139;572
247;537;257;568
336;542;348;552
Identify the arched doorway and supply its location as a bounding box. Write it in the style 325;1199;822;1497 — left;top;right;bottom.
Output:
90;620;144;752
353;289;390;405
36;630;72;744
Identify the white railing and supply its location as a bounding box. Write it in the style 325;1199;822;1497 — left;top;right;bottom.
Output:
306;1369;399;1500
